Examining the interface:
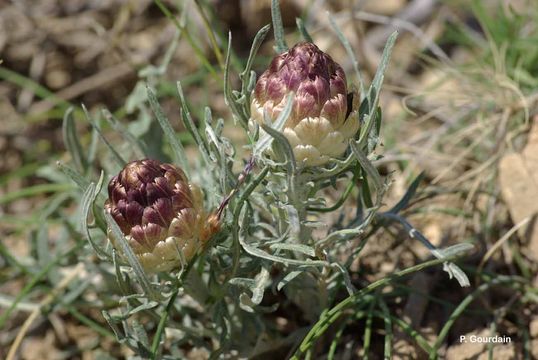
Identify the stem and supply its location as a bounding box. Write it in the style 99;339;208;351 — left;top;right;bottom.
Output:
228;166;270;281
298;179;312;243
151;290;179;359
288;172;313;244
429;276;523;358
290;256;464;359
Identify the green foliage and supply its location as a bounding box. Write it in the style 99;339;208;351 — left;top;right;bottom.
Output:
58;7;471;355
444;0;538;90
1;2;493;359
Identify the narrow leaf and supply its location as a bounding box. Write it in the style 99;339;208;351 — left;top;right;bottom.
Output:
102;108;147;157
104;211;161;301
57;161;90;191
253;94;294;157
296;18;313;42
261;120;296;174
349;140;383;193
239;233;327;267
240;24;271;98
81;183;110;260
223;32;248;128
277;270;302;291
62;107;86;171
146;85;190;174
388;171;425;214
82;105;127;167
271;0;288;53
176;81;212;165
328;13;365;97
367;31;398;113
270;243;316;257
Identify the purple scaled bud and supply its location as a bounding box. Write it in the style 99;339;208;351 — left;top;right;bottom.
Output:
104;159;217;273
251;42;359;166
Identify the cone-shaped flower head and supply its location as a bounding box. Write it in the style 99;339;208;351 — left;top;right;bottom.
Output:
251;42;359;166
104;159;217;273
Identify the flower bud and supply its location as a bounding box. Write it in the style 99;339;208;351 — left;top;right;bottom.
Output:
104;159;216;273
251;42;359;166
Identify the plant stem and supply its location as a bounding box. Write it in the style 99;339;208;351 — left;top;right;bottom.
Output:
290;256;467;359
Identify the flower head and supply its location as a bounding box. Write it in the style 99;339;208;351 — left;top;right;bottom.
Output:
251;42;359;166
104;159;216;273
